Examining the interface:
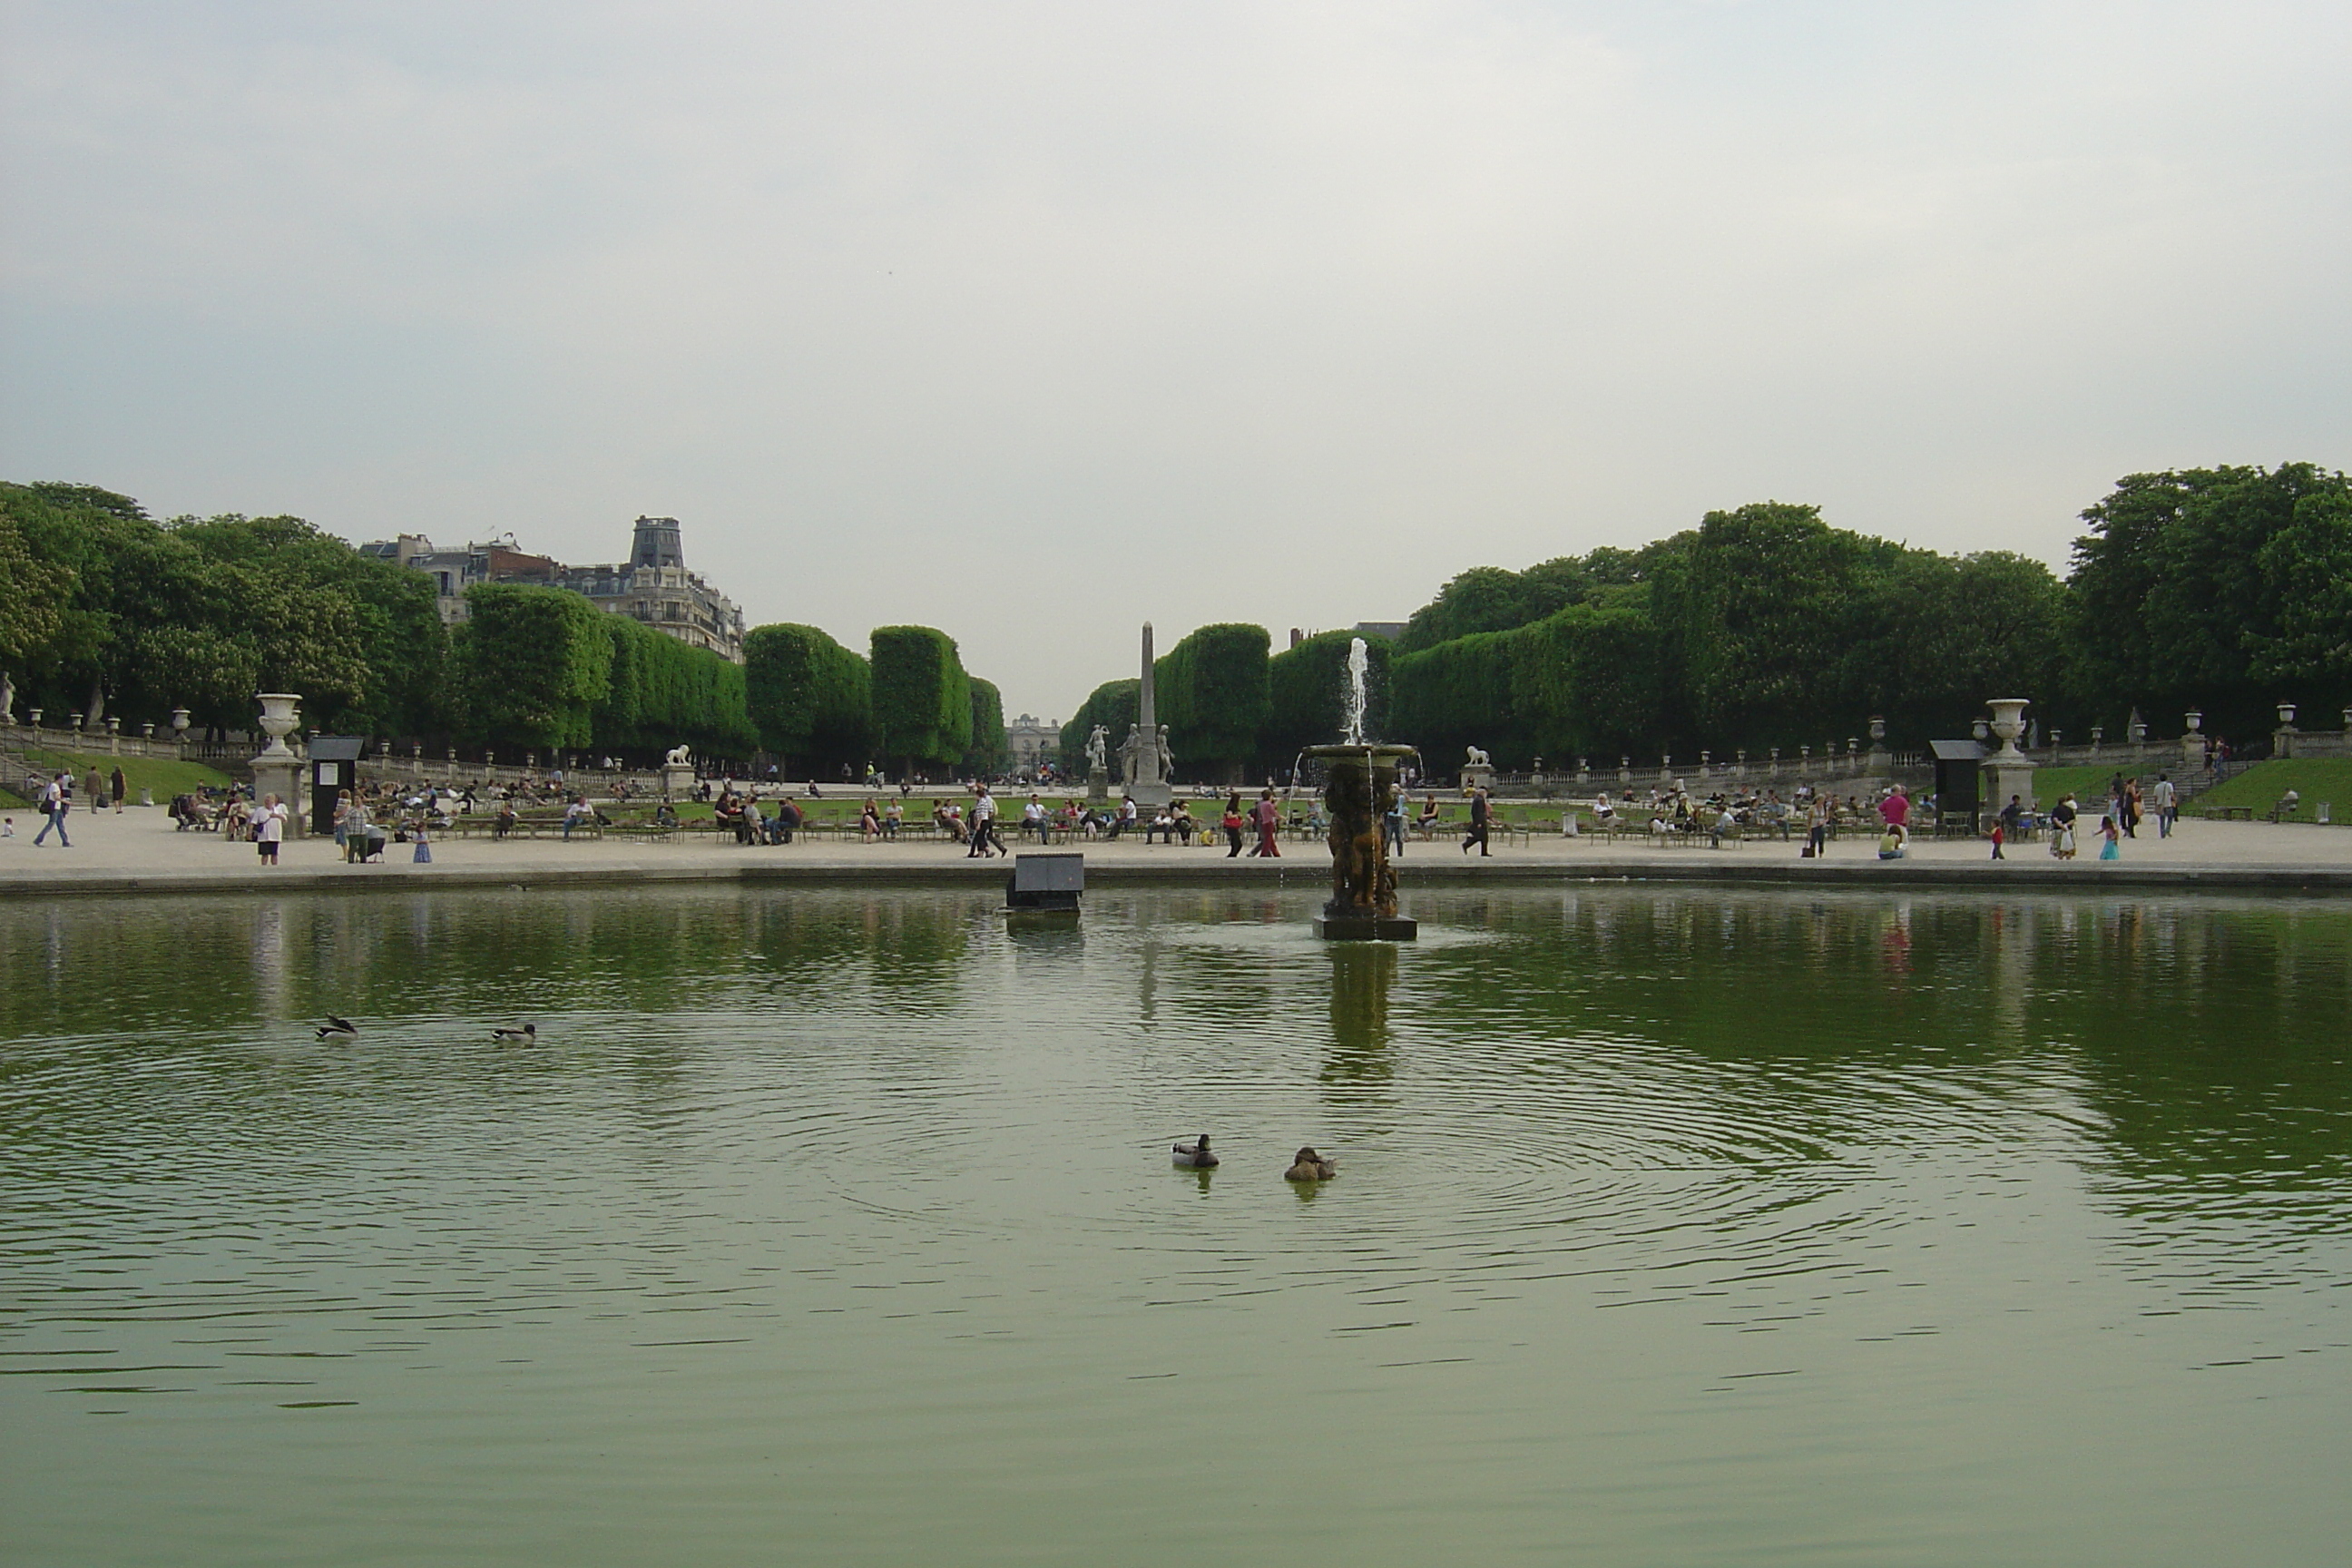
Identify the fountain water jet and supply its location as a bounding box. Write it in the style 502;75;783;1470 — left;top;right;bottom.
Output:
1307;639;1417;941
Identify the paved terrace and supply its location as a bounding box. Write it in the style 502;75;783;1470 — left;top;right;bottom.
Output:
8;808;2352;897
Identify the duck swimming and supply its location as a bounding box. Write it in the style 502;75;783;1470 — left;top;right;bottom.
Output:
1171;1134;1219;1169
315;1015;358;1041
1284;1146;1338;1181
490;1024;536;1042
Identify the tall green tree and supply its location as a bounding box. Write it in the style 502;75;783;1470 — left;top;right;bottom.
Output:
2068;464;2352;739
1506;599;1670;764
172;514;446;736
1388;630;1526;766
964;677;1009;777
595;613;758;760
869;625;972;777
452;583;612;750
1152;622;1270;782
1647;502;1892;750
744;623;872;777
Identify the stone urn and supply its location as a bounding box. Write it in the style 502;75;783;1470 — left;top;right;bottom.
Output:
254;693;301;756
1983;698;2036;811
1985;700;2030;760
251;693;305;836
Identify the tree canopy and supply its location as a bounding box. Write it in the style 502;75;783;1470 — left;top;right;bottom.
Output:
744;623;872;774
1152;622;1270;779
869;625;973;774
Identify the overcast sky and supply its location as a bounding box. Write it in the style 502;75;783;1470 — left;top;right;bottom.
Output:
5;1;2347;722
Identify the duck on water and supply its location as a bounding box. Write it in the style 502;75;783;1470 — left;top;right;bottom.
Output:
1285;1147;1338;1181
1171;1135;1219;1170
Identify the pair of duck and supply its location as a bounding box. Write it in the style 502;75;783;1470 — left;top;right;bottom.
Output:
313;1017;535;1043
1171;1134;1338;1182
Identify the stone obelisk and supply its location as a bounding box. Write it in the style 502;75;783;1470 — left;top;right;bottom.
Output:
1128;622;1174;808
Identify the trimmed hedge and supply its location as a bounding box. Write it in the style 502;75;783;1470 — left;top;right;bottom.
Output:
965;676;1009;776
453;583;613;750
1152;622;1270;779
870;625;972;774
596;612;758;759
745;622;872;774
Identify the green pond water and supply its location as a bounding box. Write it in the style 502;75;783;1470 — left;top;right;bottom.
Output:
2;884;2348;1567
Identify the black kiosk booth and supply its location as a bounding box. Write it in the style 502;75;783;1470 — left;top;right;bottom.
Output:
1927;739;1985;834
309;736;367;833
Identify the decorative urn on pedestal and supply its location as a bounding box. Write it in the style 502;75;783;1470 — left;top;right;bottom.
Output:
250;693;306;836
1982;699;2037;811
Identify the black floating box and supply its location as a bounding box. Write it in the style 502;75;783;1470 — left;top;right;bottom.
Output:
1004;852;1083;915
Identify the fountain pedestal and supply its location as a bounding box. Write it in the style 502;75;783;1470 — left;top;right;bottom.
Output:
1306;743;1418;942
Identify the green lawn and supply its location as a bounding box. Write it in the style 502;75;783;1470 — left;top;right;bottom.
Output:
13;749;235;800
2185;759;2352;824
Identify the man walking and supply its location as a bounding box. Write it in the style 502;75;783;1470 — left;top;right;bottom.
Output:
2151;773;2177;838
33;772;71;847
966;785;1004;858
1461;785;1491;857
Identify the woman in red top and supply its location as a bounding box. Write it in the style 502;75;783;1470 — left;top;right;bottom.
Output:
1249;789;1282;858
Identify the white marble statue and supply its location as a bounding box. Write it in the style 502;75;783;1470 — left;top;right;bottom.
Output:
664;744;691;767
1086;724;1110;772
1465;745;1491;768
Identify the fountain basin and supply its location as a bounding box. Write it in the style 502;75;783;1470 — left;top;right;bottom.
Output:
1303;742;1419;941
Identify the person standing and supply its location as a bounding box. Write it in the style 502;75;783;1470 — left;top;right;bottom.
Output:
84;767;106;813
1221;792;1246;858
2049;794;2079;859
1383;788;1406;857
2099;812;2122;860
33;772;71;847
111;765;129;813
255;793;287;864
1806;793;1831;858
1878;786;1910;837
2151;773;2177;838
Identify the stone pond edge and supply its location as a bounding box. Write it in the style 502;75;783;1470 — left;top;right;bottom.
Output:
7;856;2352;902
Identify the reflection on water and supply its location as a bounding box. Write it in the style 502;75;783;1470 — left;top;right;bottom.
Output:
2;885;2349;1567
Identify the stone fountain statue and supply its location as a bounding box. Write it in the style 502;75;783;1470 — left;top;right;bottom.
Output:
1307;638;1416;941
